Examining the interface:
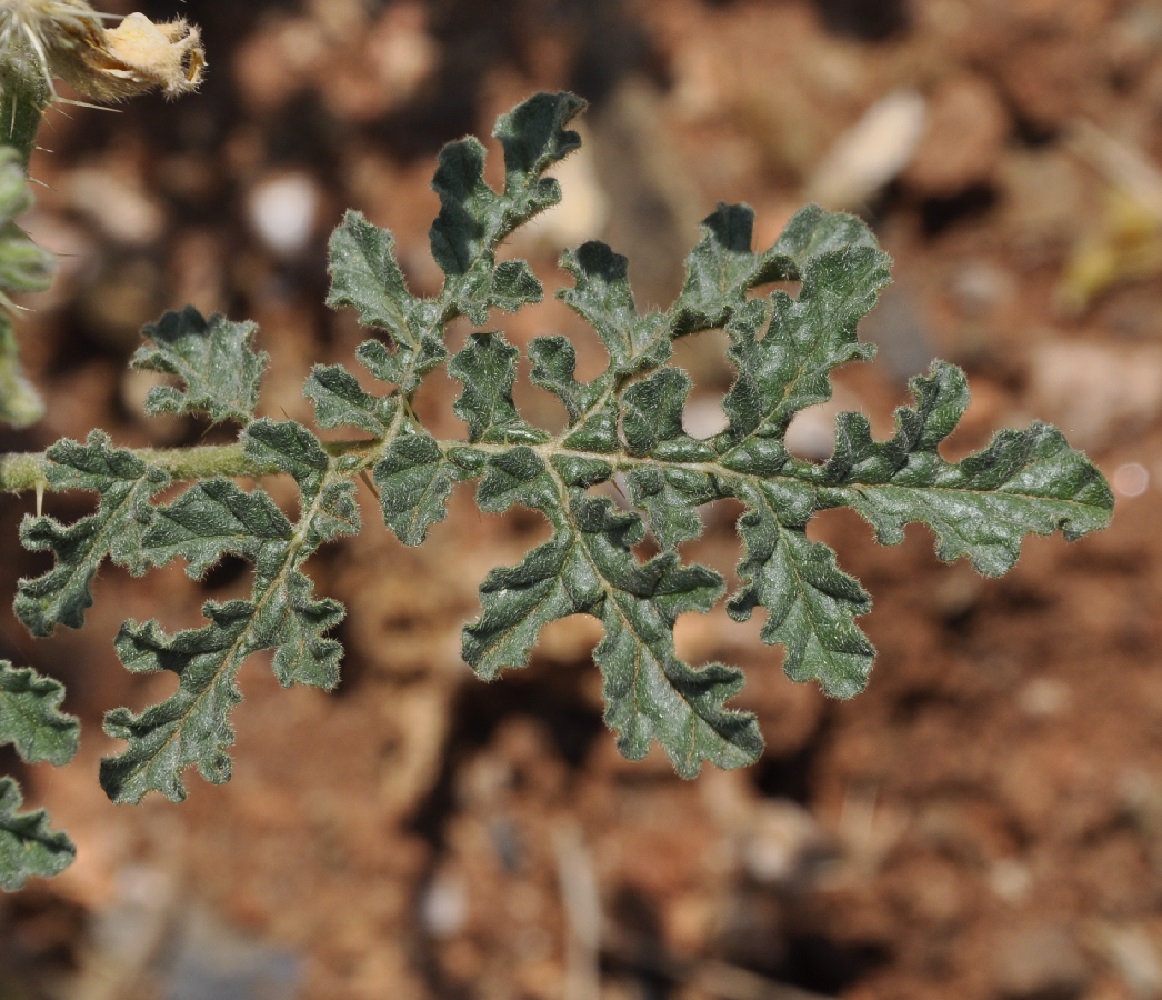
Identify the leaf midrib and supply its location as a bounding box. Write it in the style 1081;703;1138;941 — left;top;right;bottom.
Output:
118;465;343;794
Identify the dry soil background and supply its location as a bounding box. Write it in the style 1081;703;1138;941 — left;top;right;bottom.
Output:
3;1;1162;998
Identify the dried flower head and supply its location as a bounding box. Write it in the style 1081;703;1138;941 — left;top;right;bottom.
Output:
0;0;204;101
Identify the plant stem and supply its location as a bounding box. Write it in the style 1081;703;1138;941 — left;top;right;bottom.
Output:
0;314;44;426
0;439;383;493
0;68;50;171
0;437;439;495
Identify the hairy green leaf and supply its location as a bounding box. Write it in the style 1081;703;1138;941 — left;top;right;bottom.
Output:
530;334;620;452
0;661;78;766
141;478;292;577
431;91;582;320
101;603;250;802
625;464;716;551
373;434;464;546
99;421;357;803
817;362;1116;575
305;363;396;436
560;241;671;376
450;333;548;445
462;455;763;775
671;203;774;334
716;213;888;460
0;778;75;891
16;431;169;636
100;567;345;805
327;91;584;399
132;306;267;423
327;210;447;393
452;149;1109;760
17;90;1114;800
727;483;874;698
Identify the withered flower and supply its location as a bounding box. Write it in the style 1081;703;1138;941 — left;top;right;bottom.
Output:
0;0;204;101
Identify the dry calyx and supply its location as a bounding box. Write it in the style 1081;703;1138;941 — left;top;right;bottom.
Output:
0;0;204;101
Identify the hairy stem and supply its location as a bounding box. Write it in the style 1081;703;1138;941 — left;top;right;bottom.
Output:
0;72;48;170
0;443;285;492
0;436;400;492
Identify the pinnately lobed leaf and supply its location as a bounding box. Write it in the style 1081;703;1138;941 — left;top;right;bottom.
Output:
16;91;1114;812
99;419;358;804
0;662;78;889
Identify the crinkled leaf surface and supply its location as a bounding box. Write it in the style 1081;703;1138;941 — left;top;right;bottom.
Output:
131;306;267;423
461;451;762;776
0;661;78;766
0;659;77;891
431;90;583;318
327;211;448;393
817;362;1114;575
373;434;466;546
454;195;1110;769
727;485;874;698
305;363;397;436
0;778;75;891
327;91;584;395
16;431;170;636
99;420;357;804
19;91;1113;795
450;333;548;445
139;477;292;577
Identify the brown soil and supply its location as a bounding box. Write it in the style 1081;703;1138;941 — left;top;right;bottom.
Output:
3;1;1162;998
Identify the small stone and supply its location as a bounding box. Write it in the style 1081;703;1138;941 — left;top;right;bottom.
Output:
1090;924;1162;1000
993;921;1091;1000
367;3;438;104
950;260;1017;319
418;869;468;939
1027;341;1162;452
806;89;927;210
1112;462;1150;499
739;801;831;886
917;868;968;927
1017;678;1072;719
67;166;164;245
904;74;1009;196
989;859;1033;904
247;171;321;257
159;905;302;1000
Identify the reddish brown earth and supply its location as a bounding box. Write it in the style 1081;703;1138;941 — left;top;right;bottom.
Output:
3;2;1162;998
